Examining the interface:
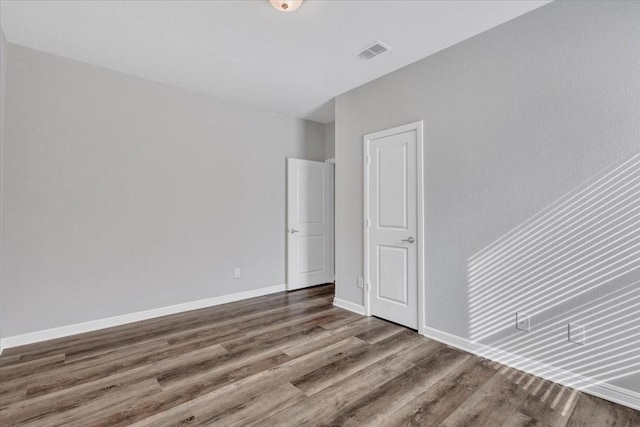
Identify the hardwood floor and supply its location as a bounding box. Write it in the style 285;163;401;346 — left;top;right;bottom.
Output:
0;284;637;426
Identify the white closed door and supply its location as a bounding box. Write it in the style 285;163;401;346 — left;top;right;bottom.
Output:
366;128;419;329
287;158;334;290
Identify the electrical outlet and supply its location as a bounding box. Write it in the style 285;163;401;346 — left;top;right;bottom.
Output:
357;276;364;289
568;323;585;345
516;312;531;332
234;268;241;279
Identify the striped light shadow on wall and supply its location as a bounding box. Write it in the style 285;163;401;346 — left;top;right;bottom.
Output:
466;152;640;390
478;281;640;390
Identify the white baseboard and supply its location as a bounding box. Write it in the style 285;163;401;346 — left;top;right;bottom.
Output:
0;284;286;351
422;326;640;411
332;298;366;315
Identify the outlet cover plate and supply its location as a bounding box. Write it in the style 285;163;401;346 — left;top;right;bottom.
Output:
568;323;585;345
516;312;531;332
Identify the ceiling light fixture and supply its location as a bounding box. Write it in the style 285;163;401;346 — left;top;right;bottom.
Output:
269;0;303;13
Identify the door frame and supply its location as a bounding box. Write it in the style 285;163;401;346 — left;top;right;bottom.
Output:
363;120;425;334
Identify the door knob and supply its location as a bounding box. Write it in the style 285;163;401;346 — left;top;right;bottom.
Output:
402;237;415;243
290;229;299;234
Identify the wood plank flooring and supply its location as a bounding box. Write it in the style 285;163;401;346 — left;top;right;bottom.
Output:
0;284;637;426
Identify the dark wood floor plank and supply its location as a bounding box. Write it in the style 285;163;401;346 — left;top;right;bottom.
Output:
49;378;163;427
627;408;640;427
2;345;160;407
566;393;638;427
191;381;305;426
77;351;290;427
158;349;290;391
0;339;170;399
0;387;26;409
0;354;65;382
517;378;579;427
318;309;364;330
0;355;23;368
24;341;229;399
181;336;371;419
221;321;326;354
283;316;381;358
8;378;162;427
237;302;340;335
353;319;404;343
502;411;551;427
385;356;498;426
1;345;227;425
256;353;415;426
1;283;636;426
64;335;172;364
290;328;420;396
394;336;446;364
128;404;197;427
324;346;471;426
440;367;533;427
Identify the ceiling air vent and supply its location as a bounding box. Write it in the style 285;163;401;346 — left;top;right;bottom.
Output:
355;41;391;61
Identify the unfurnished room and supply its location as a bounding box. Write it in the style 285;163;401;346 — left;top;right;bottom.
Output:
0;0;638;426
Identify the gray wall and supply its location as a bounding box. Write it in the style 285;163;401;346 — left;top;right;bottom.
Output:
324;121;335;160
2;44;324;337
0;29;6;343
335;1;640;393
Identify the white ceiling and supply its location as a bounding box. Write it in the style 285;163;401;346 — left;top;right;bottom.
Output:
0;0;550;123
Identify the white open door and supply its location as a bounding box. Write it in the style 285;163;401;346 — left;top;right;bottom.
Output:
365;122;424;330
287;159;334;290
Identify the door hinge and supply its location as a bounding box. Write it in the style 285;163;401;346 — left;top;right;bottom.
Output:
367;282;371;292
366;218;371;227
366;155;371;165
